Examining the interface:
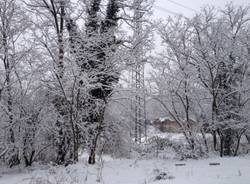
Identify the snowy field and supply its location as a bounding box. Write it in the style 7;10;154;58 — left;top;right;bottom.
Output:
1;155;250;184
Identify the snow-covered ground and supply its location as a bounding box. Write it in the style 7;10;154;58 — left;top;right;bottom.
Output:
1;155;250;184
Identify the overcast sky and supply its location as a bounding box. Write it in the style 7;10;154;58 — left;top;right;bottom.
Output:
142;0;249;75
153;0;249;18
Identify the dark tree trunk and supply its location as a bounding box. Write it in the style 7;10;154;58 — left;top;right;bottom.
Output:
24;150;35;167
223;129;233;156
56;121;67;165
219;129;236;157
234;136;241;157
88;148;96;164
87;111;104;165
212;131;217;151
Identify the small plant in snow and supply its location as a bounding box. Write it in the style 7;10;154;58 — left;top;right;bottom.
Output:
152;168;175;181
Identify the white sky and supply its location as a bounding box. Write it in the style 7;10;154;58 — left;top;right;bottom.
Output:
153;0;249;18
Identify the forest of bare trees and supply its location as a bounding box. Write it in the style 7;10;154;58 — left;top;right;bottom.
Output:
1;0;250;172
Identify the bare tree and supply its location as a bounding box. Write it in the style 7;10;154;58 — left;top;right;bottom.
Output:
0;0;31;167
152;4;250;156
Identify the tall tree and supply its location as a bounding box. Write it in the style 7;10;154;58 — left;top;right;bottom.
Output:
66;0;120;164
0;0;30;167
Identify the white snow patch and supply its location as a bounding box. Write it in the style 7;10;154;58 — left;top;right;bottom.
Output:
1;156;250;184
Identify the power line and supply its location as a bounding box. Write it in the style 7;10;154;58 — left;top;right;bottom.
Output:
166;0;199;13
154;5;189;18
154;5;181;16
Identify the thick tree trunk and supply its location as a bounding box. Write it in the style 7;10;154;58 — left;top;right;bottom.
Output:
88;132;99;164
88;148;96;165
56;122;67;165
88;126;101;164
223;129;233;156
219;129;236;157
88;111;104;165
24;150;35;167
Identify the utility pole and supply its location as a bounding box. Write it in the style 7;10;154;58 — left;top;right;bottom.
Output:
131;0;146;143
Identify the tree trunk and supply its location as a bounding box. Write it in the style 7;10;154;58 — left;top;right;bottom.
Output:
56;121;67;165
220;135;223;157
201;128;209;152
88;132;99;164
212;131;217;151
74;125;80;162
24;150;35;167
234;135;241;157
223;129;234;156
88;111;104;165
88;148;96;164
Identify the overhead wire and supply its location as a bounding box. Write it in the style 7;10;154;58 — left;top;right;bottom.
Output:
153;0;199;18
165;0;199;13
154;5;188;18
154;5;181;16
